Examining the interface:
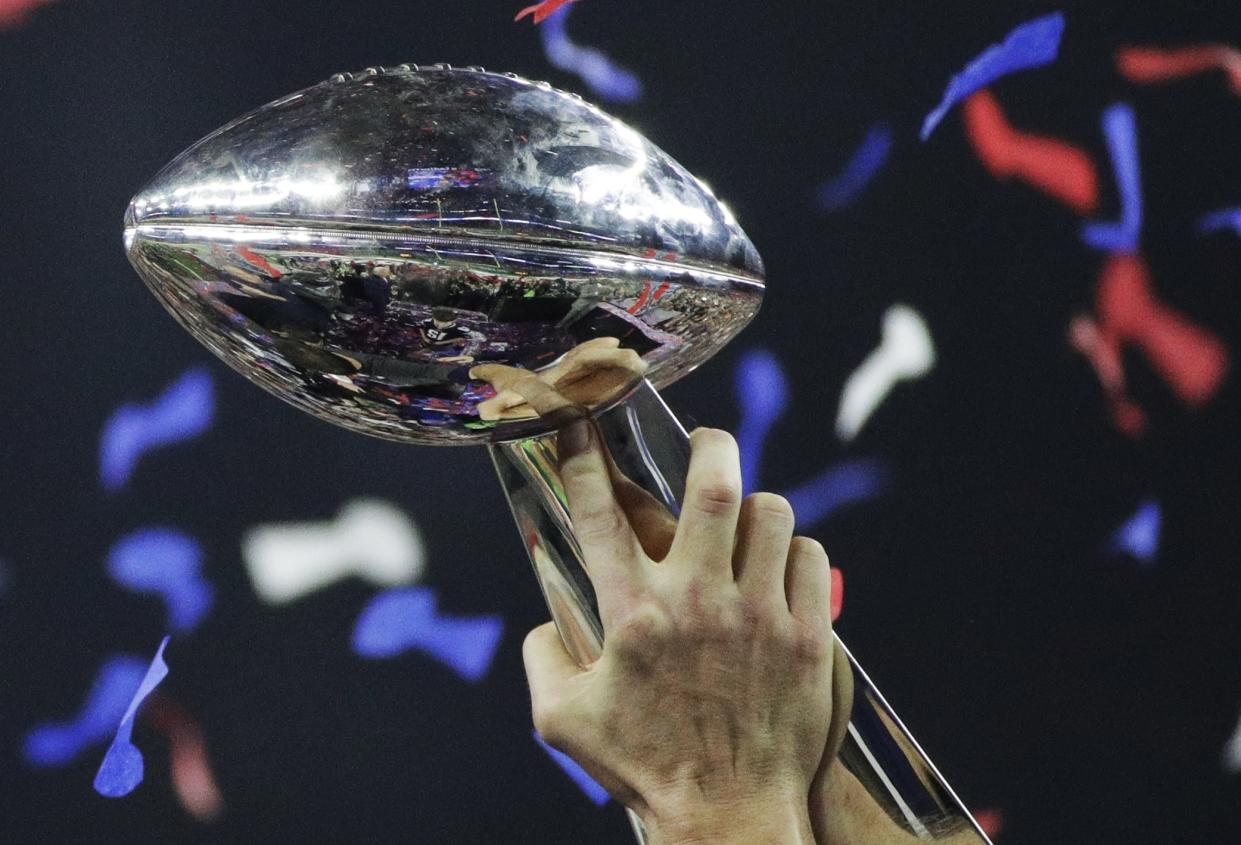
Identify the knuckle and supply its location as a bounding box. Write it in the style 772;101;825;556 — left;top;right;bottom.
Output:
691;481;741;517
572;504;627;545
789;622;831;664
746;492;794;525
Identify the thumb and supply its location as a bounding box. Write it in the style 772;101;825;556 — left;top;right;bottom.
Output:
523;622;584;741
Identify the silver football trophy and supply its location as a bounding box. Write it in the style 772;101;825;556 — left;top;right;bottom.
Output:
123;65;989;842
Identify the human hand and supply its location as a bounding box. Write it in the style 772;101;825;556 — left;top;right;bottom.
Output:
470;337;647;421
522;424;838;845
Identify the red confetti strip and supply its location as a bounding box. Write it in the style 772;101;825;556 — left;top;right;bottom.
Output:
973;808;1004;837
963;90;1100;215
1071;254;1229;436
0;0;54;31
145;694;224;822
1117;45;1241;95
830;567;844;622
515;0;577;24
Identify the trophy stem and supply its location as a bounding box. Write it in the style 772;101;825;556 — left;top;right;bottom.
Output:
488;380;991;843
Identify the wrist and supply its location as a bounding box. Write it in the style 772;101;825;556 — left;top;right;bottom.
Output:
645;790;816;845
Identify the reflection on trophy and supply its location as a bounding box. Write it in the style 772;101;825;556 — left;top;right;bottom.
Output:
123;64;989;842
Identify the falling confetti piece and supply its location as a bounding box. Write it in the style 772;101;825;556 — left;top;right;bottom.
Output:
539;4;642;103
515;0;577;25
1081;103;1142;254
1117;44;1241;95
100;367;215;492
0;0;56;30
107;529;213;634
829;567;844;622
815;123;893;212
145;694;225;822
785;459;892;530
1196;207;1241;236
352;587;504;683
835;304;935;442
963;89;1099;215
242;499;425;605
973;808;1005;837
921;11;1066;141
735;349;791;495
534;730;610;805
94;636;171;798
1108;499;1161;564
23;658;148;767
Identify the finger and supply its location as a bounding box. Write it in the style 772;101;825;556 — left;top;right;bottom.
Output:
606;456;677;561
522;622;584;743
733;492;795;599
825;636;855;764
558;419;646;587
785;536;831;625
667;428;743;578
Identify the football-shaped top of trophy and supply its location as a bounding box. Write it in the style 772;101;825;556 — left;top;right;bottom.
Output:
124;64;765;444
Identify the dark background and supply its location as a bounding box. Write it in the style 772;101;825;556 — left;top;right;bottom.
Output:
3;0;1241;842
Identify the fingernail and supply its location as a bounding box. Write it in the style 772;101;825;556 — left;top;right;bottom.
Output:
559;419;591;458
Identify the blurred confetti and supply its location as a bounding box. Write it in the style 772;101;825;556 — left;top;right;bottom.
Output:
0;0;55;31
963;89;1099;214
145;694;225;822
1081;103;1142;254
921;11;1066;141
1224;710;1241;773
351;587;504;683
107;529;213;634
533;730;610;806
735;348;790;496
242;499;425;605
539;4;642;103
974;808;1005;837
94;636;171;798
835;304;935;442
786;459;892;529
23;658;148;767
99;366;215;492
815;123;893;212
830;567;844;622
1108;498;1161;564
1117;44;1241;95
1071;254;1228;435
1197;207;1241;236
515;0;577;25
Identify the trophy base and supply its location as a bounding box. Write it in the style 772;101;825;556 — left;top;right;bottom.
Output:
489;380;990;843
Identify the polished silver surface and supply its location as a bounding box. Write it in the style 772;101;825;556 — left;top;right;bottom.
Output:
124;65;763;444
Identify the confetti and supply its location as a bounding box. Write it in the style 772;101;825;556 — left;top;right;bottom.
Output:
835;304;935;442
100;366;215;492
1081;103;1142;254
534;730;610;806
94;636;171;798
351;587;504;683
1108;499;1161;564
0;0;56;31
921;11;1066;141
973;808;1005;837
1223;708;1241;773
1196;206;1241;236
538;3;641;103
829;567;844;622
815;123;893;212
107;529;213;634
734;348;790;495
22;657;148;767
242;499;425;605
1117;44;1241;95
785;459;892;530
145;694;225;821
963;89;1099;215
515;0;577;25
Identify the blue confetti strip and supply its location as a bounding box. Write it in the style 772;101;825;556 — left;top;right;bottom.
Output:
784;459;892;530
540;5;642;103
1081;103;1142;253
93;636;171;798
100;367;215;492
920;11;1066;141
534;730;610;806
1109;499;1161;565
1197;206;1241;236
352;587;504;683
107;529;213;634
735;349;790;495
22;657;148;767
816;123;894;212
